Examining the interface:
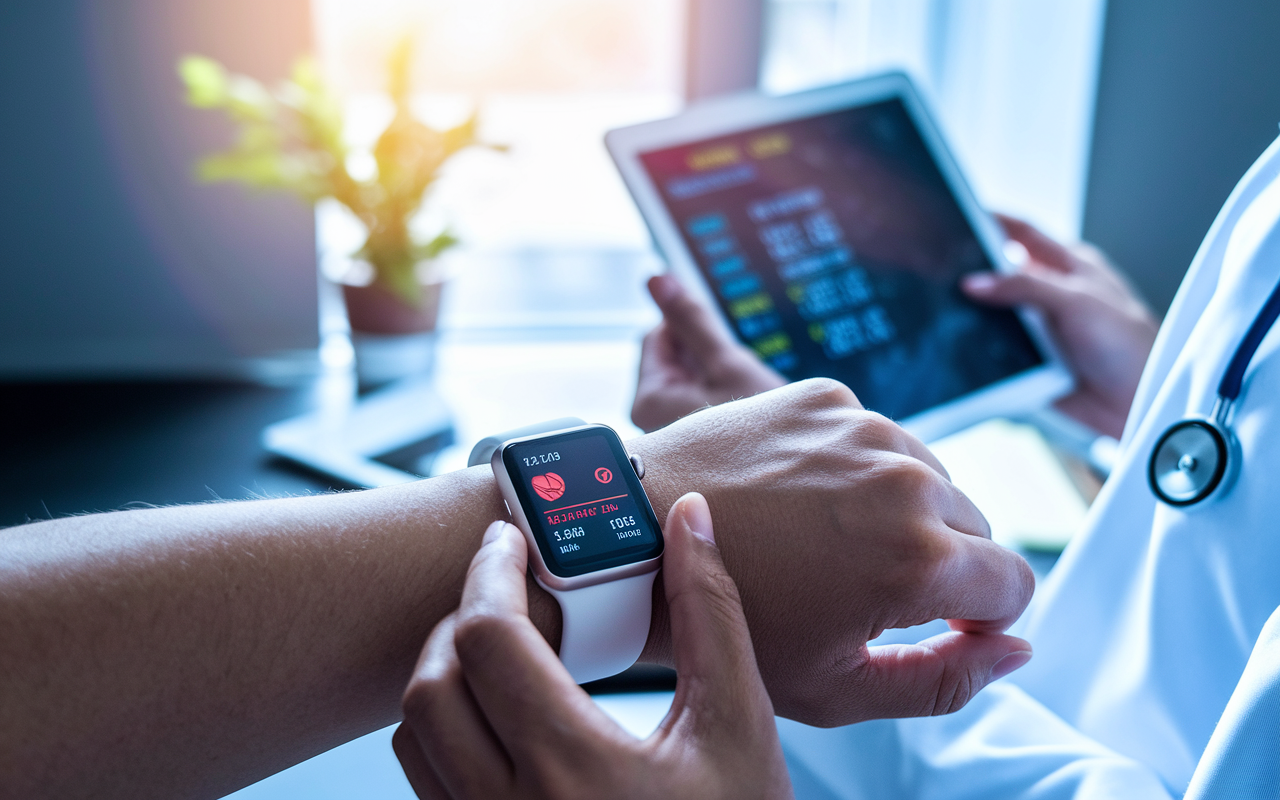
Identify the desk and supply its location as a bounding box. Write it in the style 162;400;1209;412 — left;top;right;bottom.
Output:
0;381;339;528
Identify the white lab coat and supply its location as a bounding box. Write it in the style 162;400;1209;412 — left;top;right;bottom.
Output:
779;134;1280;799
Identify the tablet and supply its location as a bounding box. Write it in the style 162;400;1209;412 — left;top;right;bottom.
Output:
606;72;1071;441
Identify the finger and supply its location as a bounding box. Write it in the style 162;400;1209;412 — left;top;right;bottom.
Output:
929;473;992;540
637;323;687;387
850;631;1033;720
927;532;1035;631
451;522;620;761
850;443;990;542
392;723;452;800
992;213;1075;272
648;273;739;365
1066;241;1139;290
960;269;1075;321
659;493;777;735
401;611;511;799
633;324;699;432
885;423;953;483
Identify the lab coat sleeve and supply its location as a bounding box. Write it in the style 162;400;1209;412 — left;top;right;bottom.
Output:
1183;605;1280;800
779;682;1173;800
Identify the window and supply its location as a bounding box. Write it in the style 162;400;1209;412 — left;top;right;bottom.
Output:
312;0;684;251
763;0;1108;240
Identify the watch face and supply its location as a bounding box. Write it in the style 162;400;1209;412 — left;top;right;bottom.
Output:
503;426;663;578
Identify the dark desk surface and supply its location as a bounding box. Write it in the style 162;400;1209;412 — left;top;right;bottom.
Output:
0;381;339;529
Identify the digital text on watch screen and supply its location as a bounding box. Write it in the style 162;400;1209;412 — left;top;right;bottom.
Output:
504;428;662;578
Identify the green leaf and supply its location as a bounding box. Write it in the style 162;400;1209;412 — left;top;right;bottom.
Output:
282;56;346;154
196;151;288;187
382;264;424;308
356;241;422;307
178;56;228;108
441;113;478;157
225;75;276;123
236;120;283;151
414;230;459;261
178;49;499;285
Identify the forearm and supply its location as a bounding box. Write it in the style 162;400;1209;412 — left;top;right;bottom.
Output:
0;467;539;799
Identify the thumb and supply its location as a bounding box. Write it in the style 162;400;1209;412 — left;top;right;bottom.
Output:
661;492;775;726
851;631;1033;720
648;274;739;365
961;269;1075;321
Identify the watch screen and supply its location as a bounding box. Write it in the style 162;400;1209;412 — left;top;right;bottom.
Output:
503;426;663;578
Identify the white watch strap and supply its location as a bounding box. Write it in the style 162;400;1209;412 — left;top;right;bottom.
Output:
473;417;656;685
541;571;658;684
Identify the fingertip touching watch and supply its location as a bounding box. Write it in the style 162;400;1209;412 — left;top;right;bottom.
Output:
468;419;664;684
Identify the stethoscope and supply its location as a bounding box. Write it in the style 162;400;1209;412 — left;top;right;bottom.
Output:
1149;276;1280;506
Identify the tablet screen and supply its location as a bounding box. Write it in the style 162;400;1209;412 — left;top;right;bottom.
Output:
638;98;1043;421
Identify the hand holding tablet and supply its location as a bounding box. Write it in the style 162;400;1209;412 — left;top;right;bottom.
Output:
609;72;1072;440
632;273;788;432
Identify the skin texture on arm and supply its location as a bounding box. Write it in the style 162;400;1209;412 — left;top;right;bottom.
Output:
0;380;1034;800
0;467;520;800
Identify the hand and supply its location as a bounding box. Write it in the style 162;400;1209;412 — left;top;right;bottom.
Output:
395;495;794;800
630;378;1035;727
632;273;787;432
962;214;1160;439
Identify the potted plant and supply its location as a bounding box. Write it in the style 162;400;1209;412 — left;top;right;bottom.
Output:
178;41;498;349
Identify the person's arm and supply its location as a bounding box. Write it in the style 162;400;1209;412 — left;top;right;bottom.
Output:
395;494;795;800
0;379;1033;800
0;465;514;800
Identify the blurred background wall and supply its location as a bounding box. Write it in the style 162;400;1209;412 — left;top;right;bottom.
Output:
1083;0;1280;313
0;0;319;380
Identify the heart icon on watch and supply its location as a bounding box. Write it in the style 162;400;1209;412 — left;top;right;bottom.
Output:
530;472;566;502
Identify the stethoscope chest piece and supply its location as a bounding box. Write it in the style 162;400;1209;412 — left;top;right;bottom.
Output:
1149;417;1230;506
1148;272;1280;507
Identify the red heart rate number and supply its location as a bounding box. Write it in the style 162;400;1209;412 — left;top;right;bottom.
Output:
531;472;566;502
594;467;613;484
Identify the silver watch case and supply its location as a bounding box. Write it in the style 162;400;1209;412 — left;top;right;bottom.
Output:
491;424;662;592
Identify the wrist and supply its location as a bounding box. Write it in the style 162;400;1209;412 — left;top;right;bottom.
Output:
470;427;681;670
455;464;568;653
396;464;566;655
627;432;682;667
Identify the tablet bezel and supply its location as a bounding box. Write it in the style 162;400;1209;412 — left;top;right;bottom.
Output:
606;71;1072;442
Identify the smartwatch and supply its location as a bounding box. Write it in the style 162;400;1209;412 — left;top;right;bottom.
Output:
468;419;664;684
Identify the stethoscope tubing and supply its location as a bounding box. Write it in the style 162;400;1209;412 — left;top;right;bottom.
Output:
1217;277;1280;401
1150;275;1280;506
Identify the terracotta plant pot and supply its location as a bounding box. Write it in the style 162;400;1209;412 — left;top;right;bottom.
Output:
341;280;446;386
342;281;443;335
